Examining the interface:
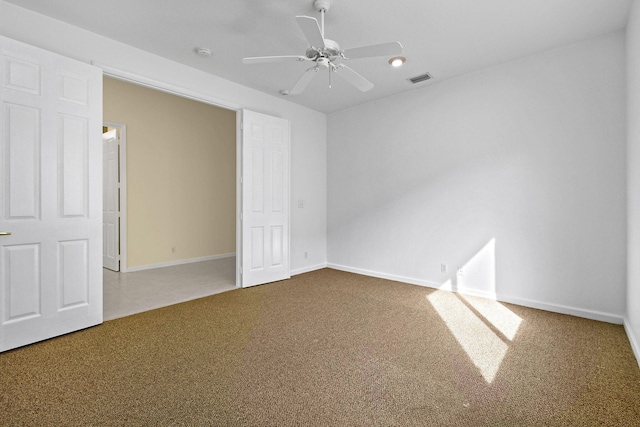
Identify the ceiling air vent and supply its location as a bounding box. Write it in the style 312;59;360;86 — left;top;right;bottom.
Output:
408;72;433;84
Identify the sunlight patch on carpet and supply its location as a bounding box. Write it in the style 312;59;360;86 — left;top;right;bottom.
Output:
427;290;521;383
459;294;522;341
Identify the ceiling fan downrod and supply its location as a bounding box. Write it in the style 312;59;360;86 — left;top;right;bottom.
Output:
314;0;331;38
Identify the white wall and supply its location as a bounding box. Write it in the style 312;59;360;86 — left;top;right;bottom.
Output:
2;2;633;332
626;1;640;364
328;32;627;322
0;1;327;275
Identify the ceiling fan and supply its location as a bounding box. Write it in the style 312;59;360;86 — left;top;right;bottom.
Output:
242;0;403;95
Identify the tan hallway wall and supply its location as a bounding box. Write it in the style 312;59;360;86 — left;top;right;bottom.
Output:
103;76;236;269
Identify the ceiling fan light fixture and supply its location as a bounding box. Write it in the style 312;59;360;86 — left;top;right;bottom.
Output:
389;56;406;67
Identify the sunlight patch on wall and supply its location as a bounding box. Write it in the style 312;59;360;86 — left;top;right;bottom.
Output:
458;239;496;297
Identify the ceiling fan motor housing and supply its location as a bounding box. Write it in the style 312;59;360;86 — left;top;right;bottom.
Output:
306;39;341;61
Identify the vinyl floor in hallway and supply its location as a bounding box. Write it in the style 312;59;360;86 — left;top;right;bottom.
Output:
103;257;237;321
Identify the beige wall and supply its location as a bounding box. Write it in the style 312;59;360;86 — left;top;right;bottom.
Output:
103;76;236;268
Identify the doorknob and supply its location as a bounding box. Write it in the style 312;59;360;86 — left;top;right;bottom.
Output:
0;232;11;236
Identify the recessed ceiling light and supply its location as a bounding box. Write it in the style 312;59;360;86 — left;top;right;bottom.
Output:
389;56;406;67
195;47;212;57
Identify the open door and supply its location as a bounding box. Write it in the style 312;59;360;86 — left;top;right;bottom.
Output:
0;36;103;352
241;110;290;287
102;129;119;271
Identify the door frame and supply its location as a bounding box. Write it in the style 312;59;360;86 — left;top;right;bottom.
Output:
102;121;127;272
97;64;245;287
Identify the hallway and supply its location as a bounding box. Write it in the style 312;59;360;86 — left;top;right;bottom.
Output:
103;257;236;321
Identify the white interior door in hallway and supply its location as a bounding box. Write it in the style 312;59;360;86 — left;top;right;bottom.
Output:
241;110;290;287
102;128;119;271
0;35;103;352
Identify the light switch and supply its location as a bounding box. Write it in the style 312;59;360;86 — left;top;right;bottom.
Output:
298;200;304;208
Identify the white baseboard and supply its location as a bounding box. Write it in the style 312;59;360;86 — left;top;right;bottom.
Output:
624;318;640;368
328;262;443;288
327;263;624;325
495;294;623;324
291;263;328;276
124;253;235;273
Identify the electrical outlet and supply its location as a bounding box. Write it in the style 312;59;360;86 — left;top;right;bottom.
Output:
172;247;176;254
304;251;308;259
441;263;447;273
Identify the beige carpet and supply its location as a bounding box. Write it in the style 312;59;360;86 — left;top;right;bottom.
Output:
1;268;639;426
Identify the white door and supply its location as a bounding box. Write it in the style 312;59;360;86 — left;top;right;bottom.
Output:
0;35;103;352
241;110;290;287
102;129;119;271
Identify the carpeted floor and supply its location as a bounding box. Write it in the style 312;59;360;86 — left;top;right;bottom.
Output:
1;268;639;426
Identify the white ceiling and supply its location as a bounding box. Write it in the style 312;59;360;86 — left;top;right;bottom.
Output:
6;0;631;114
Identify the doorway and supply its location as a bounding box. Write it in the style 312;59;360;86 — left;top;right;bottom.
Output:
102;77;238;319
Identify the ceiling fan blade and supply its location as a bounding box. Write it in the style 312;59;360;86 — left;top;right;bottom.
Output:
242;55;308;64
296;15;325;49
343;41;403;60
289;67;318;95
336;64;374;92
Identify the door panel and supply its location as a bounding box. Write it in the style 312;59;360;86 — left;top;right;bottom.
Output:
271;152;284;212
3;244;40;323
5;56;40;94
251;147;264;211
60;114;88;217
58;239;89;309
6;103;40;219
271;225;283;266
241;110;290;287
0;35;103;352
